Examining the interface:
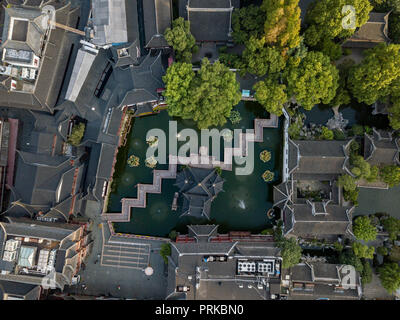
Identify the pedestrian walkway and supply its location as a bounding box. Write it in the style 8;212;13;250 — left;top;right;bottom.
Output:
101;241;150;270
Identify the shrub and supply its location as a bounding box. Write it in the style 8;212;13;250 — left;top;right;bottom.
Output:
168;230;177;241
67;122;85;146
320;126;334;140
127;155;140;167
361;261;373;285
351;124;364;136
353;216;378;241
260;150;272;162
333;129;346;140
261;228;274;235
160;243;171;264
262;170;274;182
229;110;242;124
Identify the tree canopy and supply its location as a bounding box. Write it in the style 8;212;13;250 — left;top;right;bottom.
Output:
304;0;372;46
261;0;301;51
348;44;400;105
382;216;400;241
67;123;85;146
380;165;400;187
352;242;375;259
243;37;286;77
232;5;266;44
163;59;241;129
338;174;357;191
279;238;302;269
284;51;339;110
253;77;288;116
353;216;378;241
379;262;400;294
164;18;197;63
162;62;195;117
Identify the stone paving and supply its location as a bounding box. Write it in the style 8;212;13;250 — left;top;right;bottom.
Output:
64;203;168;299
363;270;394;300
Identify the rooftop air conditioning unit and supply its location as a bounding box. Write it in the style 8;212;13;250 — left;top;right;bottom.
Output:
257;284;263;290
188;276;192;280
5;239;19;251
3;251;16;262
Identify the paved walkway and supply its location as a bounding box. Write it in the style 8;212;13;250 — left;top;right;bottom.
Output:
6;118;18;187
102;115;279;222
64;220;167;299
363;270;394;300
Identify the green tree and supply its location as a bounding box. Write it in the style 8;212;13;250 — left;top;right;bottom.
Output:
253;77;288;116
382;216;400;241
67;123;85;146
284;51;339;110
351;155;371;180
232;5;266;44
164;18;197;63
379;262;400;294
338;174;357;192
353;216;378;241
329;59;355;107
380;165;400;187
279;238;302;269
348;44;400;105
352;242;375;259
163;59;241;129
317;38;343;61
163;62;195;117
366;166;379;182
261;0;301;51
305;0;372;45
361;260;373;284
243;37;286;77
160;243;171;264
388;95;400;130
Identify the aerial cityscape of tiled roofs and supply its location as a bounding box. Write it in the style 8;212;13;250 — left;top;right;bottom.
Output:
0;0;399;307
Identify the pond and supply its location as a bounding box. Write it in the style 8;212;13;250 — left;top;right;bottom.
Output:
302;103;389;130
108;101;283;237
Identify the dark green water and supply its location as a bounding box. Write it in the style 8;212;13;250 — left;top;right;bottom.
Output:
302;103;389;129
109;102;283;237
